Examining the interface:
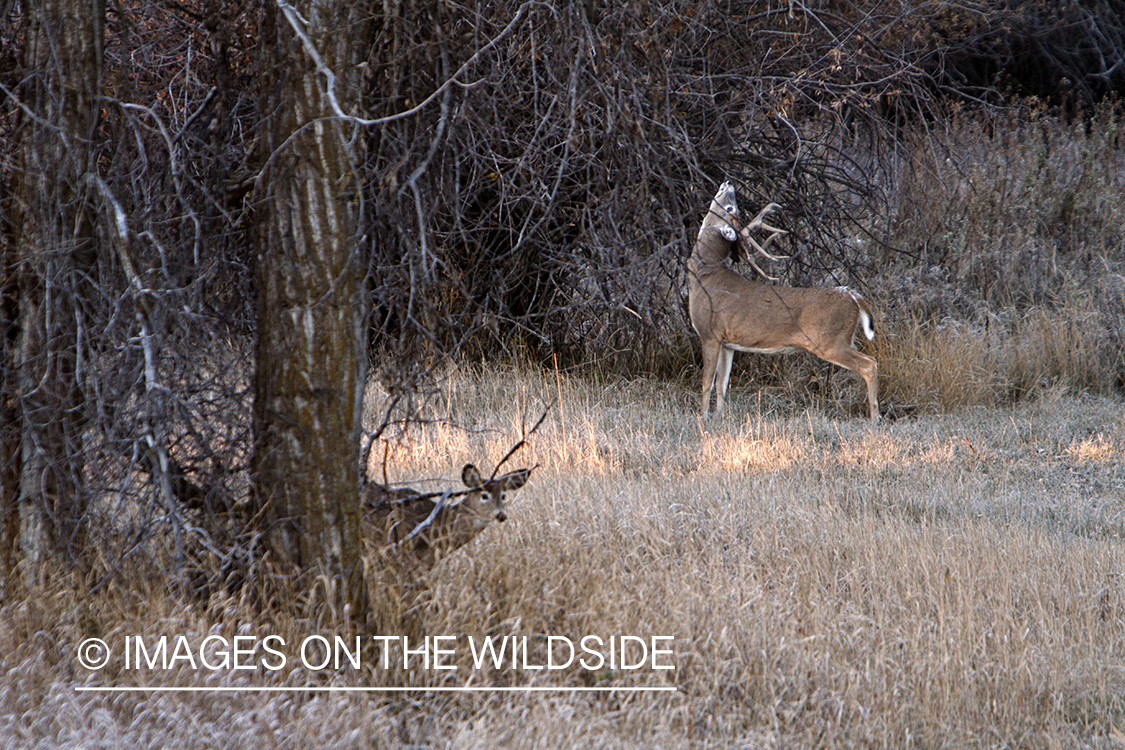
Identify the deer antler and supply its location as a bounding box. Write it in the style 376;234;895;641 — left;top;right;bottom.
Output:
740;203;789;259
735;202;789;280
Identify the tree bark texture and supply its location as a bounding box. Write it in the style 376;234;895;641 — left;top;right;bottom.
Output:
253;0;367;619
2;0;103;573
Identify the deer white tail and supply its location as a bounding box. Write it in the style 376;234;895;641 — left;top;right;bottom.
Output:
839;287;875;341
858;307;875;341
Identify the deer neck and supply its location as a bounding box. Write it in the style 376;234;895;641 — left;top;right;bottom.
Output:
690;248;769;297
689;229;736;277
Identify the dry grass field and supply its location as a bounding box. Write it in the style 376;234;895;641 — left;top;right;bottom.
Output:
2;364;1124;748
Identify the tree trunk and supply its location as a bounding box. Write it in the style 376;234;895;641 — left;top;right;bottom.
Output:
2;0;103;575
253;0;368;621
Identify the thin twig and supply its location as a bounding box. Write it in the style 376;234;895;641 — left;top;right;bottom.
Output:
491;406;551;480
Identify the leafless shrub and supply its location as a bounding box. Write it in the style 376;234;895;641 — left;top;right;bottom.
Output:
908;0;1125;110
362;1;949;381
0;0;259;579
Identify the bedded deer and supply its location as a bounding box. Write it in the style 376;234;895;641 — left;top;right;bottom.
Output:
688;181;879;421
362;463;532;568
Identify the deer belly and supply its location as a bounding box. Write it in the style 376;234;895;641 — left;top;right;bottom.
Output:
724;343;803;355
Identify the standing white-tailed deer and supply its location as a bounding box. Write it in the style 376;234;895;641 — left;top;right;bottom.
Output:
362;463;532;568
688;181;879;421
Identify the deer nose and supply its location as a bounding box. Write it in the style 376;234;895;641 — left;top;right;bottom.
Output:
496;510;507;522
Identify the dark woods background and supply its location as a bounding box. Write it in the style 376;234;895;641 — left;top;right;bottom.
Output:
1;0;1123;588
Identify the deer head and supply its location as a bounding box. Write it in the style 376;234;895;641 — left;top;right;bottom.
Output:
458;463;532;524
363;462;533;568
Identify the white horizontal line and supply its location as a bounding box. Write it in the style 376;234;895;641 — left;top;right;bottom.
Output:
75;685;678;693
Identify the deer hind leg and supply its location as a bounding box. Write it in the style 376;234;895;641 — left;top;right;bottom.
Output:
821;347;880;422
864;356;879;422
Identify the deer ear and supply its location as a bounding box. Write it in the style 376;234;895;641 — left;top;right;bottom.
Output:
718;225;738;242
504;468;531;491
461;464;483;488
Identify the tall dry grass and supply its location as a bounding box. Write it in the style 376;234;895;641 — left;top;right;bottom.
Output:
4;367;1124;748
872;300;1123;412
866;103;1125;414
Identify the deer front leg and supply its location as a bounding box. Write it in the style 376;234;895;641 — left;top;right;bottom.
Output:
700;337;722;417
713;346;734;416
